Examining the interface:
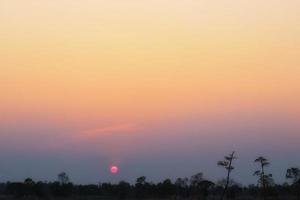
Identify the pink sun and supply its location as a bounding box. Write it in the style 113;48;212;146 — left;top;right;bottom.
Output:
110;165;119;174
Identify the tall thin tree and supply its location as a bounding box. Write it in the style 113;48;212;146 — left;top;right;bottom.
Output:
254;157;272;200
217;151;236;200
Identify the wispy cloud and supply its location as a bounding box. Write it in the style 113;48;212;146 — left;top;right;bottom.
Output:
80;123;140;138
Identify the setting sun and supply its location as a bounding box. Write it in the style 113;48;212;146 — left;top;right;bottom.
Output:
110;166;119;174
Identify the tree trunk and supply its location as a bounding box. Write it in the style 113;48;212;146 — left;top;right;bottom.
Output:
220;152;234;200
261;163;266;200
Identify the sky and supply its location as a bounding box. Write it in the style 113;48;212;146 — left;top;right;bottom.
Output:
1;0;300;185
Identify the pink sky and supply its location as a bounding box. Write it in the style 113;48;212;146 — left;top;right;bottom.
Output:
0;0;300;184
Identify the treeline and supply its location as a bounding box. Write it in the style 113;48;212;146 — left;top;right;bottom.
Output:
0;153;299;200
0;175;295;200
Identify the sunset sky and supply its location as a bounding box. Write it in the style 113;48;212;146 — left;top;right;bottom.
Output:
1;0;300;184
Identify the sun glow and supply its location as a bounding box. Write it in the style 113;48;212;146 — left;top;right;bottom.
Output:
110;166;119;174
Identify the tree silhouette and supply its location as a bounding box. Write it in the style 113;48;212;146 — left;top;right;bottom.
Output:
160;179;175;197
190;173;204;187
175;177;189;198
58;172;70;185
24;178;34;185
175;177;188;188
117;181;131;199
56;172;73;197
254;156;272;200
199;180;214;200
189;173;214;200
190;173;204;199
217;179;241;200
136;176;146;185
135;176;147;198
24;178;35;196
217;151;236;200
286;167;300;200
1;173;300;199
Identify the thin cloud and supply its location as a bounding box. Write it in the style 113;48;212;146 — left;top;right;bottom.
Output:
80;123;140;138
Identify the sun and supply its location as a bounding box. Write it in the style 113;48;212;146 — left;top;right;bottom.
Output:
110;165;119;174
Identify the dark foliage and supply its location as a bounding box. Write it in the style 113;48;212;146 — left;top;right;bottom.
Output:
0;175;297;200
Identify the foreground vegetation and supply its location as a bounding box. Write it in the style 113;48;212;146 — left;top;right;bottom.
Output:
0;153;299;200
0;177;297;200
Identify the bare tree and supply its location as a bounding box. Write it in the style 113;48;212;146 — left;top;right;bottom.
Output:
286;167;300;200
254;157;272;200
217;151;237;200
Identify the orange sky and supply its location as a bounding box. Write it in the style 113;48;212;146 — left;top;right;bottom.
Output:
1;0;300;183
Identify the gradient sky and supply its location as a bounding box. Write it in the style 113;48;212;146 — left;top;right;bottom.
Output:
1;0;300;185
